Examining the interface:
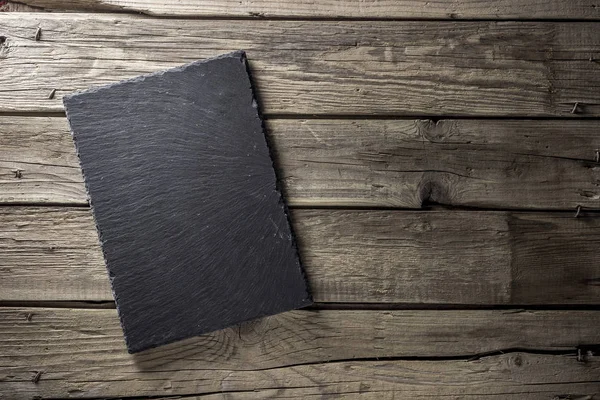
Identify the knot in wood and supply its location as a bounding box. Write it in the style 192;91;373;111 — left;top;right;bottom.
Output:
512;355;523;367
417;178;450;207
416;119;458;143
0;37;9;59
237;317;273;345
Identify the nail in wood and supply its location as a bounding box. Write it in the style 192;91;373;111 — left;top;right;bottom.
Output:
35;27;41;41
32;371;43;384
48;89;56;100
571;102;580;114
575;205;582;218
577;348;585;362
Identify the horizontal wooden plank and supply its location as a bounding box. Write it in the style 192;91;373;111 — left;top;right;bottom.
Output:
3;117;600;209
0;117;84;205
1;14;600;116
7;0;600;19
1;307;599;399
2;207;600;304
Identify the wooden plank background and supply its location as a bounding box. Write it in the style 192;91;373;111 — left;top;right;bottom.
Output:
7;0;600;19
1;307;599;399
1;15;600;116
3;117;600;209
2;207;600;304
1;3;599;399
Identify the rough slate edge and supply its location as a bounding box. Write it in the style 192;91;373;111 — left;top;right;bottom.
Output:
63;51;313;352
240;53;314;310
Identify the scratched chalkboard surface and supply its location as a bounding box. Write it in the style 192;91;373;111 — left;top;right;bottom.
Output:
63;51;312;353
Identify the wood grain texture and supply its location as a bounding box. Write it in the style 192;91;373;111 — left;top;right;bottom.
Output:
269;119;600;209
2;207;600;304
0;116;83;204
1;307;599;399
1;14;600;116
3;117;600;210
7;0;600;19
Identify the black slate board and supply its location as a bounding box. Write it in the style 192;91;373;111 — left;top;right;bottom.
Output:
64;51;312;353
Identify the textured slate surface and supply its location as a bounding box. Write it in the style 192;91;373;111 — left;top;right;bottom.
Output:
63;51;312;353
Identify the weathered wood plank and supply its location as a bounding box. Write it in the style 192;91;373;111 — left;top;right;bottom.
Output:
7;0;600;19
3;117;600;209
274;119;600;209
1;14;599;116
0;116;83;205
2;207;599;304
0;307;599;399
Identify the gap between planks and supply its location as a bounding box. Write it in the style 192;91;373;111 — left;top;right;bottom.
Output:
4;300;600;310
6;111;600;120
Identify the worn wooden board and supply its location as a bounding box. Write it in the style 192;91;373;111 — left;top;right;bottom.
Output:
3;117;600;210
1;14;600;116
7;0;600;19
2;207;600;304
0;116;83;205
1;307;599;399
1;7;598;400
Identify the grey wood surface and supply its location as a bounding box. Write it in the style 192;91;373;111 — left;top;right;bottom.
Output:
3;117;600;209
2;207;599;305
1;4;599;399
6;0;600;19
1;307;599;399
1;15;600;116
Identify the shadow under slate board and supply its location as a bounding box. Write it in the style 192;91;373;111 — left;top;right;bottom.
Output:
63;51;312;353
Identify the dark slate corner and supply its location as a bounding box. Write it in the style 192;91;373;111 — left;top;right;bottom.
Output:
63;51;313;353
